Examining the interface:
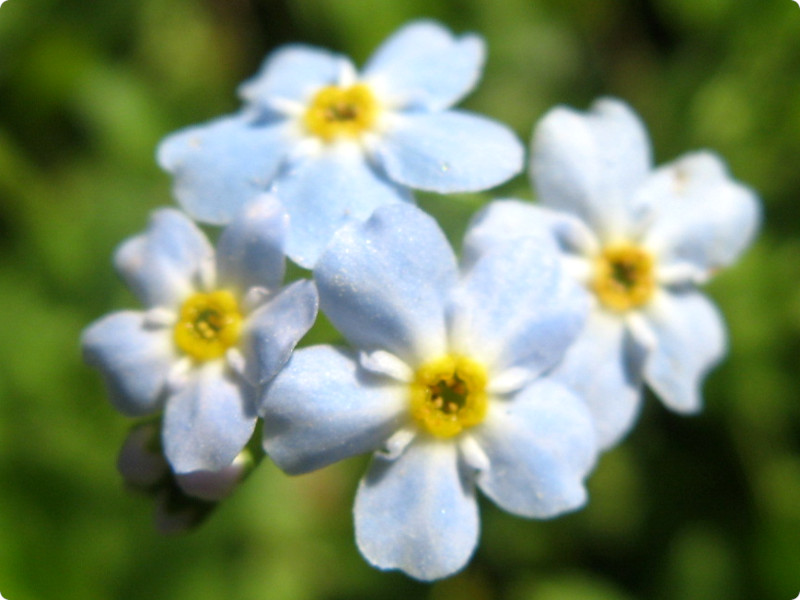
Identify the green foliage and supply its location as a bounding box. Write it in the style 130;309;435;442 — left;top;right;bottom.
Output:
1;0;798;598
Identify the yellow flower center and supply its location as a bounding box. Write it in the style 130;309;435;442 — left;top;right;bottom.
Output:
303;83;378;142
592;244;655;312
173;291;243;361
410;355;489;439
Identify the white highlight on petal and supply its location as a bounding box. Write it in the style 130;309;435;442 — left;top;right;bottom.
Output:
486;367;533;395
143;307;177;328
337;61;359;87
166;357;193;393
362;76;407;112
562;255;593;284
625;312;658;351
358;350;413;382
196;256;217;291
242;286;272;313
360;131;384;156
285;135;324;162
380;426;417;460
264;96;306;117
459;434;489;473
225;348;247;379
557;218;600;257
656;262;709;286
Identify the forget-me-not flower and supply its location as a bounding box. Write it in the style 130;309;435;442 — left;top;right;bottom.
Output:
466;98;760;448
82;197;318;473
158;20;524;267
259;203;596;580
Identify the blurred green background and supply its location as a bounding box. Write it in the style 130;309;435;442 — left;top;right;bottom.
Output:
1;0;799;598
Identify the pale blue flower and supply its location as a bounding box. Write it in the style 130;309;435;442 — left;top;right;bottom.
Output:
466;98;760;448
82;197;318;473
158;20;524;267
260;203;596;581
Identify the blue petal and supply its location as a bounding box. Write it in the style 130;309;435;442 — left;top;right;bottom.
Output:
260;345;407;475
163;366;258;474
531;98;652;239
243;279;319;385
314;203;457;365
157;115;290;224
548;311;646;449
638;151;760;274
81;311;174;416
362;20;485;111
643;290;727;413
114;208;212;308
238;45;350;109
450;233;588;375
354;438;478;581
272;146;412;268
462;200;585;266
216;195;288;293
375;110;523;193
473;379;596;517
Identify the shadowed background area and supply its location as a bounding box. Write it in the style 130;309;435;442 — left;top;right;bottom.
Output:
0;0;799;598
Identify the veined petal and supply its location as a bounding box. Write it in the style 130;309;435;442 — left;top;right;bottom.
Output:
114;209;212;308
81;311;174;416
642;290;727;414
532;97;652;239
242;279;319;385
157;115;290;225
216;195;288;293
548;310;646;449
260;346;407;475
238;45;351;109
362;20;485;111
473;379;596;518
354;438;479;581
639;151;760;274
314;203;456;365
450;234;588;376
375;111;523;193
271;146;412;268
163;365;257;474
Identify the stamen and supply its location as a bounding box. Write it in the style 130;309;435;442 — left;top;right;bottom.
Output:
592;243;656;312
410;355;488;438
174;291;243;361
304;84;378;142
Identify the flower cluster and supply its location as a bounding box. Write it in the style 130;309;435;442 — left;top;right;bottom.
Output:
82;20;760;581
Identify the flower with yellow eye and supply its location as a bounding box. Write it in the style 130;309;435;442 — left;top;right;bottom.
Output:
259;204;596;581
81;197;318;474
157;20;524;268
465;97;761;448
